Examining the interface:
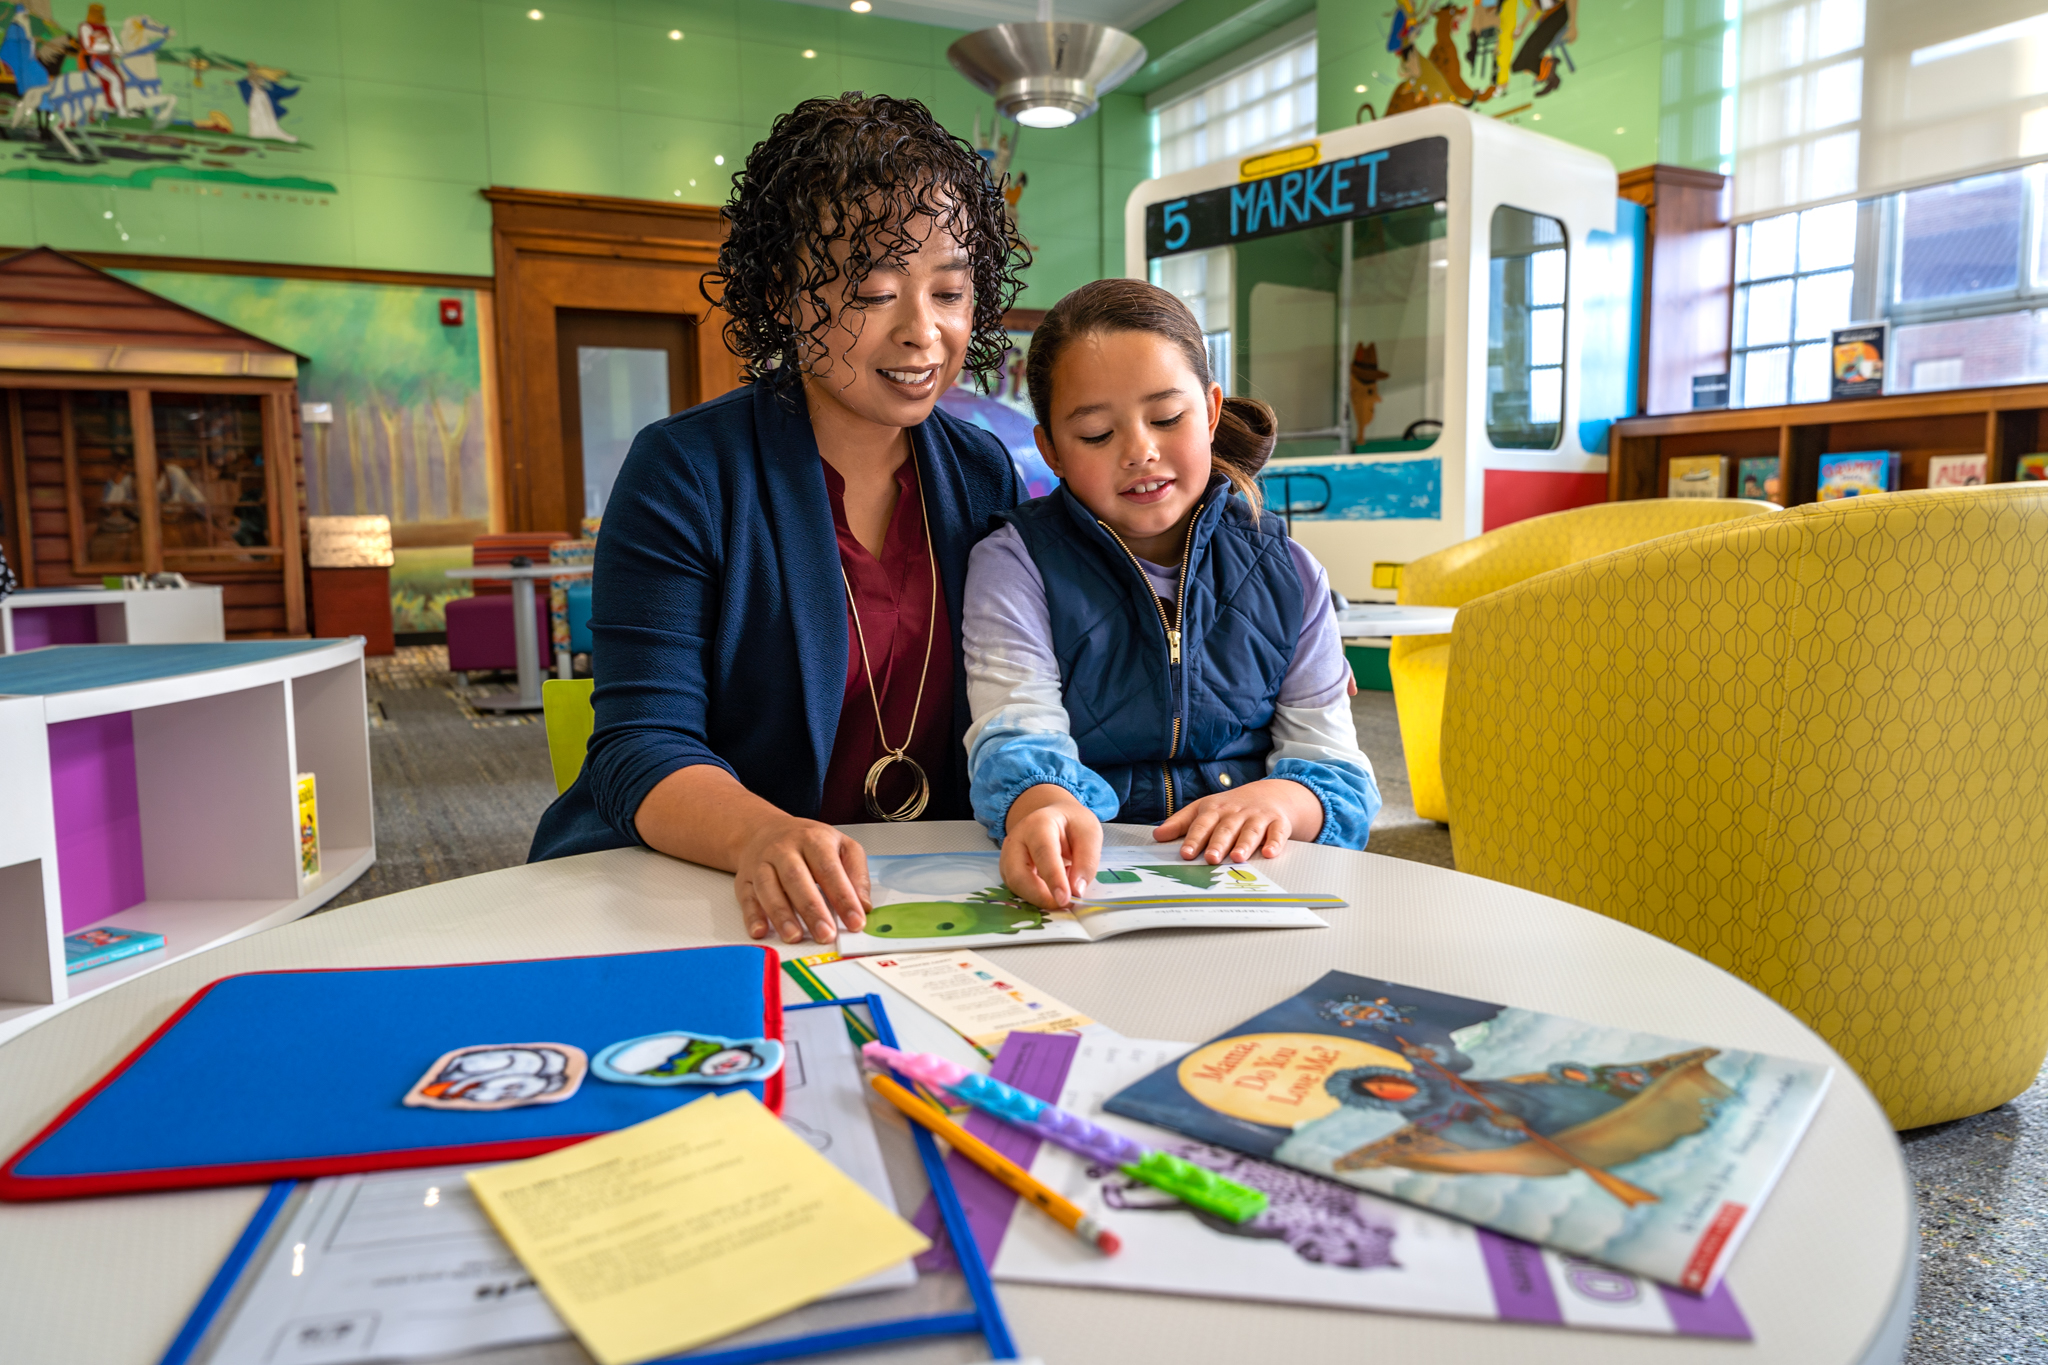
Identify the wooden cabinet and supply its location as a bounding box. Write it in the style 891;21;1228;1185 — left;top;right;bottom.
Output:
0;249;308;636
1609;384;2048;505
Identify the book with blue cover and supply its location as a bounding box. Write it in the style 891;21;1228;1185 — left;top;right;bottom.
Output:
1102;970;1830;1294
63;926;164;975
1817;451;1898;499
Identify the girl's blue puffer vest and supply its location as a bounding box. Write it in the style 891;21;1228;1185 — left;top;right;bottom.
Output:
999;474;1302;823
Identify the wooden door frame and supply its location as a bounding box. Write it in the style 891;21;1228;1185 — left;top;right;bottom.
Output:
483;188;741;533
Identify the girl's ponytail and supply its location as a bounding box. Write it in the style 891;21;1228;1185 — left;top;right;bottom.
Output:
1211;395;1275;516
1026;278;1274;518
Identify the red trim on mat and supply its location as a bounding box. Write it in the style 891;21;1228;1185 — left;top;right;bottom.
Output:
0;944;782;1202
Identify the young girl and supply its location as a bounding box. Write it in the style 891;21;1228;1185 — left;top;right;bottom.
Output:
964;278;1380;909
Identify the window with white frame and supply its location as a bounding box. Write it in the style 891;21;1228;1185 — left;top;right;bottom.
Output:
1152;36;1317;180
1731;200;1857;407
1734;164;2048;404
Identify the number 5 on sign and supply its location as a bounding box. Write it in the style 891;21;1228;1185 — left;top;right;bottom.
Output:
1162;199;1190;251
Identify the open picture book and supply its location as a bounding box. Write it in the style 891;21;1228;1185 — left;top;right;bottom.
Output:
1102;970;1830;1295
832;850;1343;957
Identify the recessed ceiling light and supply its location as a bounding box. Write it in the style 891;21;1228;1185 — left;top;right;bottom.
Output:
527;8;542;18
1354;84;1365;93
1615;127;1626;134
674;190;682;197
803;49;816;58
851;0;872;10
668;29;682;40
103;209;113;218
688;178;697;186
714;155;724;165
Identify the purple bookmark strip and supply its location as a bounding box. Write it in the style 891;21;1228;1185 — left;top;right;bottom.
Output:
911;1031;1082;1272
1478;1228;1753;1340
1658;1281;1752;1339
1477;1229;1563;1323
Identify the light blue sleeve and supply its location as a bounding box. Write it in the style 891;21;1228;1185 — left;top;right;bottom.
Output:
1270;752;1381;850
963;527;1119;841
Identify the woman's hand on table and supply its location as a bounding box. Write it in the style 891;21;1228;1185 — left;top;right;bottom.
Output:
1002;784;1102;910
634;765;869;945
1153;778;1324;863
733;816;871;945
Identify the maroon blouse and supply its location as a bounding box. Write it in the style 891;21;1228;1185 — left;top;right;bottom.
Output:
817;457;955;825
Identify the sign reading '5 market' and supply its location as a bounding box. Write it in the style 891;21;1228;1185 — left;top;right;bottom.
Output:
1144;137;1450;259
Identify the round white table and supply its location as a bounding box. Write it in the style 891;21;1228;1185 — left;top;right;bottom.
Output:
0;823;1913;1365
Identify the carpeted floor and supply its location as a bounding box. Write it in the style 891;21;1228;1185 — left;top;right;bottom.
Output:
328;648;2042;1358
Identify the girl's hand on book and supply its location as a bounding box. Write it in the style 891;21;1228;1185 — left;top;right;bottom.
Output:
1003;785;1102;910
1153;779;1325;863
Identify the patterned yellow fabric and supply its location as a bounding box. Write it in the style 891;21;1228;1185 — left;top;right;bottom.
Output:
1443;485;2048;1129
1390;499;1777;822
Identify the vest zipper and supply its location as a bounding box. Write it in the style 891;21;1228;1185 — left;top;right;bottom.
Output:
1096;507;1202;816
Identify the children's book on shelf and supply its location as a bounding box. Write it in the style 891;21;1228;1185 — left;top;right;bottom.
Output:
62;926;164;975
1830;323;1886;400
1101;970;1830;1294
831;849;1341;957
1735;457;1778;501
1817;451;1897;500
952;1033;1750;1339
1926;454;1987;489
296;771;320;883
1665;455;1726;499
2020;453;2048;482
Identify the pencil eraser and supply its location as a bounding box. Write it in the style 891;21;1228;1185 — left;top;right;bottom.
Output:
1097;1229;1122;1255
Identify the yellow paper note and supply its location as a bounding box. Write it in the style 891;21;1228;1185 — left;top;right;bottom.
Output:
858;949;1092;1056
466;1092;929;1365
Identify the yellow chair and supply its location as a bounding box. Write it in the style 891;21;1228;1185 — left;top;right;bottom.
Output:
542;678;596;794
1390;499;1777;822
1443;484;2048;1129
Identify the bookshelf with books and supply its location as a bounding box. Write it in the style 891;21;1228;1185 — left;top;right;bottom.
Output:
1606;383;2048;506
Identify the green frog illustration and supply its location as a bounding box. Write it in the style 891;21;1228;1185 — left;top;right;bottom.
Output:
866;889;1048;938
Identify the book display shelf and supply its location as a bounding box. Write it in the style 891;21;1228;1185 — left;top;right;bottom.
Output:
1607;382;2048;504
1;585;225;653
0;640;372;1044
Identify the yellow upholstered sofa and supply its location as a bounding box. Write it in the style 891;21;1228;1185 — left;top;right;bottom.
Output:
1390;499;1778;822
1443;484;2048;1129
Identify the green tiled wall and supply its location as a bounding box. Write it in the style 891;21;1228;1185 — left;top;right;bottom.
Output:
7;0;1130;306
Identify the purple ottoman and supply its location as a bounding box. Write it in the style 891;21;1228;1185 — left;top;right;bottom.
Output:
444;593;551;673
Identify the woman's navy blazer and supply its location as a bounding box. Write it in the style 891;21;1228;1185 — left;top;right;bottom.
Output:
529;378;1023;861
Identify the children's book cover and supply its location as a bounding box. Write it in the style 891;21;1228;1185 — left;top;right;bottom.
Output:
62;926;165;975
1926;454;1987;489
1664;455;1726;499
1735;457;1779;501
834;850;1338;957
1817;451;1895;500
989;1035;1751;1338
1830;323;1886;400
1102;971;1830;1294
2020;453;2048;482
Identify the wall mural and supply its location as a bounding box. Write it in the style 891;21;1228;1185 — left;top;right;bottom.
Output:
0;2;325;191
113;272;492;630
1370;0;1581;119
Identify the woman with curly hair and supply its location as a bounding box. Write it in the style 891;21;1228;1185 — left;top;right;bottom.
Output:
530;93;1031;946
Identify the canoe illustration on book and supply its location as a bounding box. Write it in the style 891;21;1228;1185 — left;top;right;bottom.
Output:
1327;1047;1732;1196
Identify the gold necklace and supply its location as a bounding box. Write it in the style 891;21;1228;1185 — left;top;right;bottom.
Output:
838;457;937;822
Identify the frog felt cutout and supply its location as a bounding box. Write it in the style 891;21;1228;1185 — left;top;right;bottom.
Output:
593;1031;785;1087
864;893;1048;939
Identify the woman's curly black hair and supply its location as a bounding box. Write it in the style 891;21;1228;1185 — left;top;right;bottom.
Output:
702;92;1031;401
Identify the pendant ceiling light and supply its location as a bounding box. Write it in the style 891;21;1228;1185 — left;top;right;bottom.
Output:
946;7;1146;130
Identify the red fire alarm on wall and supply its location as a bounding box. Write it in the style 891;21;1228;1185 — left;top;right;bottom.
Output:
439;298;463;327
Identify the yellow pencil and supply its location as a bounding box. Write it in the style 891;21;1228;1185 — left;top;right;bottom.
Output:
868;1073;1120;1255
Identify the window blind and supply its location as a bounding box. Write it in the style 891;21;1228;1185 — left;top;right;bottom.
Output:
1735;0;2048;219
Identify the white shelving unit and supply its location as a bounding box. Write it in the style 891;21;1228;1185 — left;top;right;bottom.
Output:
0;639;372;1043
0;585;226;652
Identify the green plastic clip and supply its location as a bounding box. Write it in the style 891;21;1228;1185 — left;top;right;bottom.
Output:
1121;1151;1268;1224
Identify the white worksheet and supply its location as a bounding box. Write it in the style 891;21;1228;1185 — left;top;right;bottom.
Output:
196;1006;910;1364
